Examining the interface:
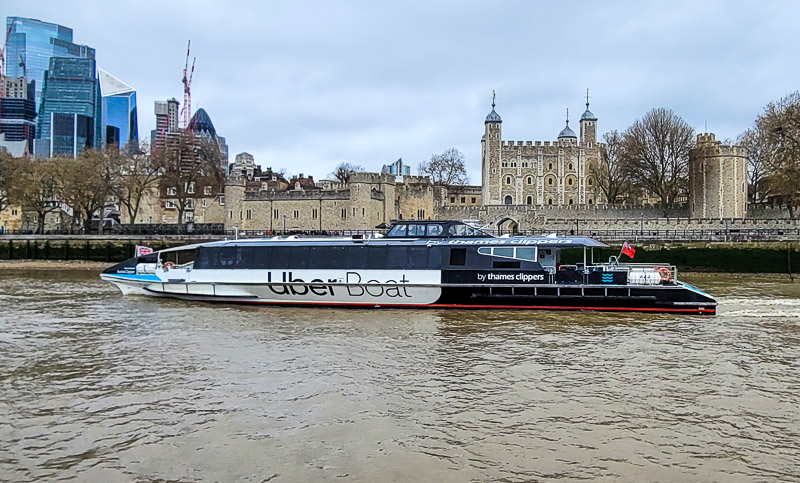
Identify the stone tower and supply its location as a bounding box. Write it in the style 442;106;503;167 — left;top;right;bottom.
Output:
579;89;597;147
481;91;502;204
689;133;748;219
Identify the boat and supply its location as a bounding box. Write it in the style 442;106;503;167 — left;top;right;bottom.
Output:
100;219;717;314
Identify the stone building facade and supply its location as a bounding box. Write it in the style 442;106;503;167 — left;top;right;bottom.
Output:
482;92;601;207
689;133;748;219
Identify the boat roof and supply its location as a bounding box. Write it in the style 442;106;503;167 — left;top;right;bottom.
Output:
158;235;608;253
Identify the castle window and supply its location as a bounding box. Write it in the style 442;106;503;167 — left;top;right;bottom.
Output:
471;197;476;203
548;178;553;186
568;199;574;205
588;199;594;205
293;210;299;218
505;176;512;185
548;198;553;205
526;176;533;185
526;196;533;205
417;209;425;219
568;178;574;186
246;209;252;220
548;162;553;170
229;210;233;219
362;208;365;216
312;208;318;219
568;163;573;170
504;195;513;206
341;208;347;219
274;209;279;219
450;196;455;203
588;178;593;186
460;197;466;203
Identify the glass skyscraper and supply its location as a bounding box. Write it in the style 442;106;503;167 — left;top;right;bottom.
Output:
99;68;138;150
37;57;100;158
5;17;95;113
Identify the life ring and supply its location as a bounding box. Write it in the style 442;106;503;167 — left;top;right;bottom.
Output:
163;261;176;270
655;266;671;282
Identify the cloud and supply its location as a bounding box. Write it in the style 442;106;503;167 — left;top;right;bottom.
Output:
7;0;798;179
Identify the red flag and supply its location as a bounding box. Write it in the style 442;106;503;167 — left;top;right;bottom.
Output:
622;242;636;259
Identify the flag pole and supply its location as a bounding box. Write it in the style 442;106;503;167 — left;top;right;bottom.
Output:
618;241;626;263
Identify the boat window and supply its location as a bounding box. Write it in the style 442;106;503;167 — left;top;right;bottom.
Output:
270;246;291;269
494;247;514;258
449;248;467;266
539;249;550;259
516;247;537;261
309;245;346;269
448;224;466;236
387;246;407;269
346;246;367;269
408;247;428;269
407;224;425;237
218;247;238;267
428;247;443;269
367;246;387;269
387;224;407;237
290;246;309;269
426;224;444;237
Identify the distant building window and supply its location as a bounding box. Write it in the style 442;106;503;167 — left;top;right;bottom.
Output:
568;163;573;170
548;178;553;186
568;198;574;205
505;176;512;185
450;196;455;203
186;182;195;194
246;209;252;220
588;178;594;186
588;199;594;205
219;196;225;205
362;207;365;216
165;200;176;209
471;197;476;204
293;210;299;218
548;162;553;170
417;209;425;219
568;178;574;186
526;176;533;185
548;198;553;205
341;208;347;219
186;199;195;210
167;187;177;195
312;208;318;219
504;195;512;206
526;196;532;205
202;199;208;208
460;197;465;203
204;186;212;195
274;209;279;219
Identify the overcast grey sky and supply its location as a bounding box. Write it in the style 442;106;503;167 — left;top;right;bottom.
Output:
7;1;797;180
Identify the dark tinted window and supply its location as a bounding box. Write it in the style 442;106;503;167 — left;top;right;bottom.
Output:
387;246;407;269
428;247;443;269
449;248;467;266
290;246;309;269
408;247;427;269
218;247;238;267
346;246;368;269
367;246;387;269
309;245;346;269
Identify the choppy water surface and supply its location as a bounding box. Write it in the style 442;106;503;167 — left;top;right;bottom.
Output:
0;270;798;482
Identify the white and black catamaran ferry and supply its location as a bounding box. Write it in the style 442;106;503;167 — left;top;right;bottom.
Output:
101;220;717;314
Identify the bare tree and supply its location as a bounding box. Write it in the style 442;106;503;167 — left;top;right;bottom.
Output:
0;151;12;218
152;132;225;227
621;108;695;212
755;91;800;218
109;140;162;225
56;149;116;234
5;157;60;233
737;128;770;204
590;130;630;205
418;148;470;186
329;162;364;185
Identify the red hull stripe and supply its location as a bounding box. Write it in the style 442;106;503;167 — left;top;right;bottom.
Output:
226;299;714;313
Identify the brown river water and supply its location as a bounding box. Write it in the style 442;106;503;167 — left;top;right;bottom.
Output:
0;270;798;482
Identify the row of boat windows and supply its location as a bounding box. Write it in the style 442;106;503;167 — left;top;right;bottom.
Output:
387;224;490;237
194;245;445;270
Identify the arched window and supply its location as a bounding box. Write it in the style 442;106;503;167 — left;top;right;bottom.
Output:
548;162;553;170
504;195;513;206
568;163;573;170
568;178;573;186
526;176;533;185
547;198;553;205
548;177;554;186
588;178;594;186
526;195;533;205
505;176;512;185
588;198;594;205
568;198;574;205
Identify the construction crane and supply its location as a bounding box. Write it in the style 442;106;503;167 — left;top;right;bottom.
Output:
179;40;196;131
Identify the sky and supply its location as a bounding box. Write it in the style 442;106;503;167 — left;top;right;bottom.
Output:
5;0;798;181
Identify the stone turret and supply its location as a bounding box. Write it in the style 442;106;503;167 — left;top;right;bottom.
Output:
482;90;502;204
689;133;748;219
579;89;597;147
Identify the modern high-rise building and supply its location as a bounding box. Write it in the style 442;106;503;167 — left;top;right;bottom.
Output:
99;68;138;150
151;98;179;149
0;76;37;152
5;17;95;113
190;108;228;164
37;57;101;158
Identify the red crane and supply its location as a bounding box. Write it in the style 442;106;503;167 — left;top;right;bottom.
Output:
179;40;196;131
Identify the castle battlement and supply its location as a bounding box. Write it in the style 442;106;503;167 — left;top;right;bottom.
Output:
350;171;395;184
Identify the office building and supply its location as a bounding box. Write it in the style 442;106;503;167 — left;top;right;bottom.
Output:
99;68;138;150
0;76;36;151
37;57;100;158
5;17;95;112
151;98;179;149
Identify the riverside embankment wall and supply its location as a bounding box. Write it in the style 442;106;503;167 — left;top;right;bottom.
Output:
0;236;797;274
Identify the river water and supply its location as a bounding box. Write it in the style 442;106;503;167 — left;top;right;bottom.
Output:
0;270;798;482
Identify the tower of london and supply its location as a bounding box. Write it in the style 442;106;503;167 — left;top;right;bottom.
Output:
481;92;602;206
